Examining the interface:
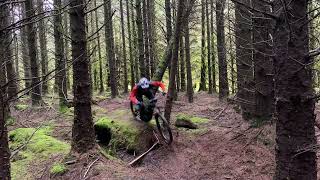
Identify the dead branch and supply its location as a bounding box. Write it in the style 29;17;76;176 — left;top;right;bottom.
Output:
128;131;160;166
243;128;264;149
213;104;229;120
83;157;100;179
10;125;42;159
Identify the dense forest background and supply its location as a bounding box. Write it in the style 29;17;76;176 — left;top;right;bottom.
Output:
1;0;320;179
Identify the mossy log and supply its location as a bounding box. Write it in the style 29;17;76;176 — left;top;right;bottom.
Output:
94;117;157;155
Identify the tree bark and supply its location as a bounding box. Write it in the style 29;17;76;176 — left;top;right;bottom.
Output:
0;2;11;178
274;0;317;179
185;16;193;103
216;0;229;99
147;0;156;77
136;0;146;78
63;0;71;90
93;0;104;93
165;0;172;43
210;0;216;92
206;0;212;94
252;0;273;120
199;0;207;91
234;0;254;119
131;0;139;83
152;0;195;82
37;0;49;95
104;0;118;98
54;0;68;106
164;0;185;121
142;0;150;79
69;0;96;153
180;35;186;92
25;0;42;105
3;6;18;100
20;4;31;93
127;0;135;89
120;0;128;93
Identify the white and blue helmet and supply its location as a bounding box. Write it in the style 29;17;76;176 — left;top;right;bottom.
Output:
138;77;150;89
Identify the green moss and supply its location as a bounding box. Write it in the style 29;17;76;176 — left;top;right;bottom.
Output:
50;163;67;175
6;116;16;126
14;104;29;111
176;113;209;124
9;127;70;180
95;117;140;152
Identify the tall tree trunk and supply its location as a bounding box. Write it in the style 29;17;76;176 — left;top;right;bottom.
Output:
21;4;31;93
216;0;229;99
180;35;186;92
210;0;216;92
37;0;49;95
94;0;104;93
54;0;68;106
227;0;235;94
70;0;96;153
127;0;135;89
142;0;150;79
206;0;212;94
63;0;71;90
0;3;11;177
185;17;193;103
105;0;118;98
2;3;18;100
14;33;20;85
164;0;186;121
120;0;128;93
199;0;206;91
165;0;172;43
252;0;273;120
0;94;10;179
131;0;139;83
25;0;42;105
136;0;146;78
176;53;180;93
152;0;195;82
234;0;254;119
274;0;317;179
147;0;156;76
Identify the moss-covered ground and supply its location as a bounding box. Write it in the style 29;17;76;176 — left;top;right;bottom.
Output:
9;126;70;179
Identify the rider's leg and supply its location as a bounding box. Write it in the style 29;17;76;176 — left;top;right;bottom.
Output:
134;96;143;120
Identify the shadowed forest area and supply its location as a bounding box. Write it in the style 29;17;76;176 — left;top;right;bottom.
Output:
1;0;320;179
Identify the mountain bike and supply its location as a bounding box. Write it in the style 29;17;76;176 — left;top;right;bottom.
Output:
130;94;173;145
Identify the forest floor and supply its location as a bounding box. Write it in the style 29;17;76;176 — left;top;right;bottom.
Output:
8;92;320;179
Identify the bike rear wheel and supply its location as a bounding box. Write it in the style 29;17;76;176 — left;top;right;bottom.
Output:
155;112;173;145
130;101;138;117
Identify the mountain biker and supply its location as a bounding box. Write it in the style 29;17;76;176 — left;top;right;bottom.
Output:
130;77;166;121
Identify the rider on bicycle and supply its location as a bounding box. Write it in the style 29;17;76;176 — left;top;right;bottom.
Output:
130;77;166;121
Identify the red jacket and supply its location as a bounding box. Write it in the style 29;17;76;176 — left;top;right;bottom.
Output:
130;81;166;104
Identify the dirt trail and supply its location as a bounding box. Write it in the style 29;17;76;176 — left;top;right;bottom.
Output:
92;93;275;180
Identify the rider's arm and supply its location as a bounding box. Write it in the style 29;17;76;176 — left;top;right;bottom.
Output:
150;81;166;92
129;86;139;104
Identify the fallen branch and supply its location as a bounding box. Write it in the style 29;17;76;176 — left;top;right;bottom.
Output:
10;125;42;159
128;131;160;166
229;126;252;141
213;104;229;120
243;128;264;149
83;157;100;179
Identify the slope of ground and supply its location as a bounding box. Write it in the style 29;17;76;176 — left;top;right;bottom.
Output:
8;93;294;179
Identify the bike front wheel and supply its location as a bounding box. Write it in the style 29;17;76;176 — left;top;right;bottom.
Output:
155;112;173;145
